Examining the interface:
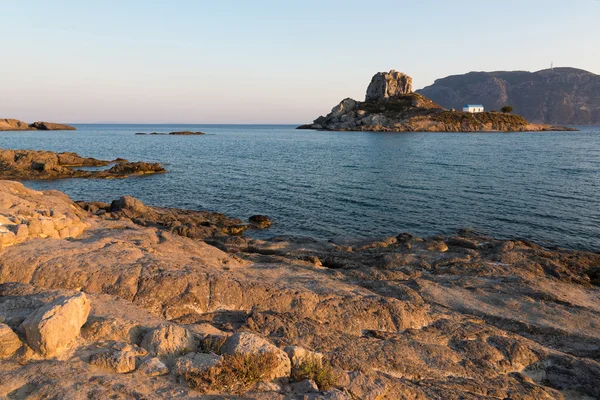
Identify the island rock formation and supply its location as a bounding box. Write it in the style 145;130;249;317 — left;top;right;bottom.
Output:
1;181;599;398
298;70;575;132
417;67;600;125
0;119;76;131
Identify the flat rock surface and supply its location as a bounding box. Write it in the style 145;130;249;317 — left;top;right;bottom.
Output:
0;181;599;398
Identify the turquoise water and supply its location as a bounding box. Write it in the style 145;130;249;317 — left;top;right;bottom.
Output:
1;124;599;251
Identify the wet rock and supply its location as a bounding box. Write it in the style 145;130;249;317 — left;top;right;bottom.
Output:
0;323;22;359
106;161;166;176
20;292;90;357
249;215;271;229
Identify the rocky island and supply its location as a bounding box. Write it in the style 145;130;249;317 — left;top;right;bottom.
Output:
0;180;599;399
0;118;76;131
298;71;575;132
135;131;206;135
0;148;166;180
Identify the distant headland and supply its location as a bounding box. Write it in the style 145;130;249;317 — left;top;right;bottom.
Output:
418;67;600;125
298;71;576;132
0;118;76;131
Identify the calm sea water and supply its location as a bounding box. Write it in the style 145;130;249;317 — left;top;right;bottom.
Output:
1;124;599;252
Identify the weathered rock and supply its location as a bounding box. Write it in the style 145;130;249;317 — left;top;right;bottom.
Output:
106;162;166;176
366;70;413;101
173;352;222;376
284;346;323;366
138;357;169;376
29;121;76;131
0;323;22;359
221;332;291;379
140;324;198;361
0;148;166;180
0;119;76;131
89;347;136;373
291;379;319;393
20;292;90;357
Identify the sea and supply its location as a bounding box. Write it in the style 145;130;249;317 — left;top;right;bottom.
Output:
1;124;599;252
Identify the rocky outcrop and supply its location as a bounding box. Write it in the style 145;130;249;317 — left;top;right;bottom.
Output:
365;70;413;101
169;131;205;135
20;292;90;357
1;182;600;398
298;70;576;132
221;332;291;379
417;67;600;125
0;119;76;131
0;148;166;180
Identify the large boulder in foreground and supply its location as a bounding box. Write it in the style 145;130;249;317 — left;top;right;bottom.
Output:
221;332;291;379
20;292;91;357
365;70;413;101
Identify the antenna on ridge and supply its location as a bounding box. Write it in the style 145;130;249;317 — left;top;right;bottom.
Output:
551;61;554;70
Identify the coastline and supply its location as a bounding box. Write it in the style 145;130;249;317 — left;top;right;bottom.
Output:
1;180;599;398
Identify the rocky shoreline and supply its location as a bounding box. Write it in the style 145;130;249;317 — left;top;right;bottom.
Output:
298;71;576;133
0;148;166;180
1;180;599;399
0;118;76;131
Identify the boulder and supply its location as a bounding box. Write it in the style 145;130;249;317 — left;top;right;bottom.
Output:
365;70;413;101
330;98;357;118
19;292;90;357
138;357;169;376
173;352;222;376
89;348;136;373
0;323;22;359
221;332;291;379
140;323;198;361
284;346;323;366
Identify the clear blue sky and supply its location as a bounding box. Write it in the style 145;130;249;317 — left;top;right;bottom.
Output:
1;0;598;124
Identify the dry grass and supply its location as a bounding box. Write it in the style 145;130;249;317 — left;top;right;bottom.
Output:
291;355;337;391
185;352;280;393
201;335;227;354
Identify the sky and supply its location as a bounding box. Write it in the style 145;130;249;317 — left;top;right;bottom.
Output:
1;0;599;124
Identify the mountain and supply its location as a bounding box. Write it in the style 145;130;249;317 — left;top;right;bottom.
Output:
417;68;600;125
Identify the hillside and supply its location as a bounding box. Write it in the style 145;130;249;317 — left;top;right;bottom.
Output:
417;67;600;125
